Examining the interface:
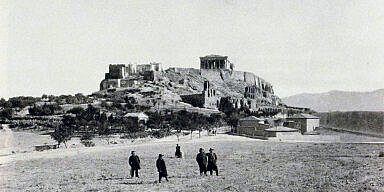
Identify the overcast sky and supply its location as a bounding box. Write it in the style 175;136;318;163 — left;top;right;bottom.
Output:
1;0;384;98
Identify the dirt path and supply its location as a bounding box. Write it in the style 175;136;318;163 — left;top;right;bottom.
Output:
0;124;13;148
0;124;14;157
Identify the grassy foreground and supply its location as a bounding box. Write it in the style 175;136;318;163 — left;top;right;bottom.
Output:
0;134;383;192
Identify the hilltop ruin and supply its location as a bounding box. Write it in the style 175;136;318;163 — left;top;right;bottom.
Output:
99;55;302;115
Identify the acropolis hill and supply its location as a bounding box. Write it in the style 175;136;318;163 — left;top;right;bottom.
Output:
98;55;293;114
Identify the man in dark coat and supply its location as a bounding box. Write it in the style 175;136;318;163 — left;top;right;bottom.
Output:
129;151;141;178
206;148;218;176
195;148;207;175
156;154;169;183
175;144;182;158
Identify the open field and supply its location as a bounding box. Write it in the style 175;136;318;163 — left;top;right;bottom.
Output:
1;130;384;192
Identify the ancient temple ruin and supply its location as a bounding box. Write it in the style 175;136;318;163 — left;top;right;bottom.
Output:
105;64;135;79
100;63;162;90
99;55;285;114
136;63;162;74
200;55;233;70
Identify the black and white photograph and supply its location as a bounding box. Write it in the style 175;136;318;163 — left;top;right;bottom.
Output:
1;0;384;191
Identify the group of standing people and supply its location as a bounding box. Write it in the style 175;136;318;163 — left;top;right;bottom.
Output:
196;148;219;176
128;150;169;183
127;144;219;183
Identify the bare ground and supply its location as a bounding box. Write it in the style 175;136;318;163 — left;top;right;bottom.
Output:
0;133;384;192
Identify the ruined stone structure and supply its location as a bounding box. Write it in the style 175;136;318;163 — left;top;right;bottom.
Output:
180;81;219;110
200;55;232;70
100;79;120;90
105;64;134;79
244;77;274;98
136;63;162;74
202;81;220;109
100;63;162;90
198;55;280;113
245;86;261;99
99;55;282;115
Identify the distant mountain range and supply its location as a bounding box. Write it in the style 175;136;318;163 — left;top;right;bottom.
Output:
282;89;384;112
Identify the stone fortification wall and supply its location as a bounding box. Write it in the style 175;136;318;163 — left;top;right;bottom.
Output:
167;68;200;74
100;79;120;90
165;68;205;92
201;69;265;86
200;69;223;81
229;71;245;82
244;72;258;85
199;69;274;98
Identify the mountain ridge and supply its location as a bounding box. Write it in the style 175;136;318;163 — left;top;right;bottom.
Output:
282;89;384;112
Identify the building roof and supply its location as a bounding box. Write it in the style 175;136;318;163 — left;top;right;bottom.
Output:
124;112;149;120
239;116;264;121
288;113;319;119
200;54;228;59
264;126;299;132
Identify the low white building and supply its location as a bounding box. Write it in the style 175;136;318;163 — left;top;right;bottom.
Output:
286;114;320;134
124;112;149;123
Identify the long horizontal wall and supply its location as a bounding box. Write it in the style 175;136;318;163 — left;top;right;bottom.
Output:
317;111;384;137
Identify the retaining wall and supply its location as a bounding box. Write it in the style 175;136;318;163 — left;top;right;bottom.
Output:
317;111;384;137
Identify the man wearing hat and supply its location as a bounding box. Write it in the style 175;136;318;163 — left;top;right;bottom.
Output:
195;148;208;176
129;151;141;178
206;148;218;176
156;154;169;183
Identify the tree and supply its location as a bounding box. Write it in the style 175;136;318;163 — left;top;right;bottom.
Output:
192;113;205;138
98;113;111;144
9;96;40;109
226;112;240;132
67;107;85;115
218;97;237;116
84;104;99;121
51;125;73;148
146;112;162;130
75;93;86;104
48;95;56;102
188;112;202;139
209;113;222;127
100;100;109;108
111;101;122;110
62;115;77;127
42;94;48;100
0;98;11;108
29;103;62;116
0;108;13;119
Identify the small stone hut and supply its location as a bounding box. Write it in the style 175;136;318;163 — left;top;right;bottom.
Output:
237;116;269;137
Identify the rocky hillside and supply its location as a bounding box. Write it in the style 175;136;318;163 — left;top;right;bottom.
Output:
164;68;260;98
282;89;384;112
94;67;279;114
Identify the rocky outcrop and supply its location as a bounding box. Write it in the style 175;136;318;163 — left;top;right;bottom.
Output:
98;63;280;112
